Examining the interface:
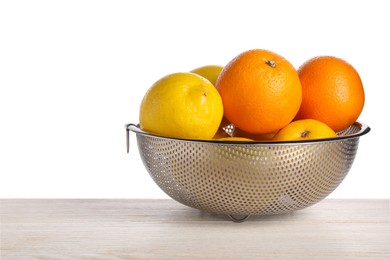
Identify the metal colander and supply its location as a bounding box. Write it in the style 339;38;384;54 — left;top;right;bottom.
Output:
126;122;370;221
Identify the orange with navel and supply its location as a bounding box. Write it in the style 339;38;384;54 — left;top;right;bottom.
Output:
295;56;365;132
216;49;302;134
273;119;337;141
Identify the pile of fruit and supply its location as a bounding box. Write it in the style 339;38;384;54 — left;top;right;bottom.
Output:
139;49;365;142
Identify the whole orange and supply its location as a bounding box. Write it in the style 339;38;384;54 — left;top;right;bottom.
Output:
216;49;302;134
273;119;336;141
295;56;365;132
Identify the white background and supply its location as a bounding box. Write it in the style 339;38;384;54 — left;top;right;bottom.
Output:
1;0;388;198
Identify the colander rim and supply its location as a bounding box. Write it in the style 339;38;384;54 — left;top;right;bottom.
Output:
125;121;370;146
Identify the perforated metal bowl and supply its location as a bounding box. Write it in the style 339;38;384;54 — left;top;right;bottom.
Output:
126;122;370;221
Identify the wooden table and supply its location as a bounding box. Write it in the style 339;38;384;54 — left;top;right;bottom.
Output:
1;199;389;259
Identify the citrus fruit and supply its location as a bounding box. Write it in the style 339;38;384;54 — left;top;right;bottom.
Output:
295;56;365;132
232;127;276;141
273;119;337;141
217;137;254;142
139;72;223;139
191;65;223;86
216;49;302;134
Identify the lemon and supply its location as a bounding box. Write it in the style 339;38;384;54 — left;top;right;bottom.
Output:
139;72;224;140
233;127;276;141
190;65;223;86
217;137;254;142
272;119;337;141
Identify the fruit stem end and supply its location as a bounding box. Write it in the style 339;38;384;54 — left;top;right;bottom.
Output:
266;60;277;68
301;130;311;138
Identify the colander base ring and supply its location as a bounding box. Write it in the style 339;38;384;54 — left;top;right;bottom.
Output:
228;214;251;223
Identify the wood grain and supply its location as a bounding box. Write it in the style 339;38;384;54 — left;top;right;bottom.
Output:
1;199;389;259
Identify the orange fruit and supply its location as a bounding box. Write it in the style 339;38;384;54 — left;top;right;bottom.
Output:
273;119;337;141
295;56;365;132
216;49;302;134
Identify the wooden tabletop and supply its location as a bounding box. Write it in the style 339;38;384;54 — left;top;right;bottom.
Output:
1;199;389;259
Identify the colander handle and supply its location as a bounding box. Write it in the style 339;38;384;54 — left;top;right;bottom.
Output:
125;123;139;153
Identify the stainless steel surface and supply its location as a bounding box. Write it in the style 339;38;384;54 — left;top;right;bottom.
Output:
126;122;370;217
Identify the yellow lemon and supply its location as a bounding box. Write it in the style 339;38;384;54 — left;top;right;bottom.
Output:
217;137;254;142
139;72;224;140
190;65;223;86
273;119;337;141
232;127;276;141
